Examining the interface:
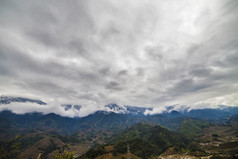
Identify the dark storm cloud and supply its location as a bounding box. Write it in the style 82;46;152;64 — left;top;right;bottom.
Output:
0;0;238;116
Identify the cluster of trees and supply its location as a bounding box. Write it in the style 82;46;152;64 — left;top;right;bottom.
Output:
0;135;22;159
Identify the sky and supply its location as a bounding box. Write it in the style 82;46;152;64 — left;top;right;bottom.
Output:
0;0;238;116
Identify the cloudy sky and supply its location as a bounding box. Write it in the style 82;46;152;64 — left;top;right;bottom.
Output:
0;0;238;115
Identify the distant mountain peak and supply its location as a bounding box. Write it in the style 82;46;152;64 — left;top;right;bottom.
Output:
61;104;82;111
104;103;152;115
164;105;190;113
105;103;127;114
0;95;47;105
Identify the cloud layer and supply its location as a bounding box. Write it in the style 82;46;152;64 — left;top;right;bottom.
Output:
0;0;238;114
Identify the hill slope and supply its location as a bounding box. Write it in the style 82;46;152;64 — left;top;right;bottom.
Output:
80;122;190;159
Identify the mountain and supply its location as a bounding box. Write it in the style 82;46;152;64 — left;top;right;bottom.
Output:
1;105;238;137
0;96;152;116
146;113;188;131
111;122;188;149
80;122;192;159
1;105;238;158
77;111;146;131
0;110;145;137
0;96;46;105
104;104;238;121
178;119;210;139
183;108;231;120
105;104;128;113
80;138;161;159
221;106;238;116
61;104;82;111
1;96;238;120
105;103;152;115
0;110;78;137
1;96;238;159
0;109;191;138
226;115;238;125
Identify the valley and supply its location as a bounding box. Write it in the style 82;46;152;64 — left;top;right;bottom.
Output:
198;125;238;158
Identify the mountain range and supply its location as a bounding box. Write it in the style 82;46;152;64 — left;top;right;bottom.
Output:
1;96;238;158
1;96;237;118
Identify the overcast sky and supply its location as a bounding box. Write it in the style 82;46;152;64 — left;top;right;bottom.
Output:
0;0;238;115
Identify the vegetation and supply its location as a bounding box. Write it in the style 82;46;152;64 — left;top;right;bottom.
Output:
0;135;22;159
18;134;44;150
111;122;188;151
80;122;192;158
110;122;153;142
39;139;61;158
55;134;80;143
178;119;210;139
113;138;161;159
1;110;238;158
79;138;161;159
54;144;74;159
79;145;106;159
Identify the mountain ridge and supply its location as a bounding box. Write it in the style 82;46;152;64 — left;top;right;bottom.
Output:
1;96;238;119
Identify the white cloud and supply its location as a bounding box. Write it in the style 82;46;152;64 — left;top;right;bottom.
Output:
0;0;238;114
144;106;167;115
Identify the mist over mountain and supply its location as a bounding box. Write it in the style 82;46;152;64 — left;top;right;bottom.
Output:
1;96;238;119
1;96;238;158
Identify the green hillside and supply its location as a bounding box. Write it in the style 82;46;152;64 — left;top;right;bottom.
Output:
178;119;210;139
111;122;187;150
80;122;190;159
